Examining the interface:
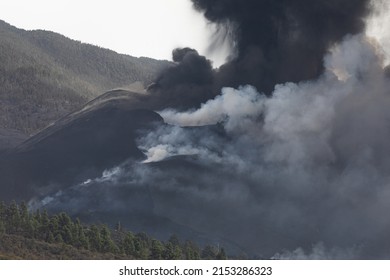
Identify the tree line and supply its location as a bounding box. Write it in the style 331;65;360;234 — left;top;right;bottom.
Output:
0;201;227;260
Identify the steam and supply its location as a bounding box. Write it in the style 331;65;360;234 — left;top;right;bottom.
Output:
30;162;155;216
136;34;390;258
160;86;264;129
272;243;358;260
366;0;390;65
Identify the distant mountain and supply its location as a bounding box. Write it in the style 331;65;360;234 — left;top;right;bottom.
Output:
0;20;171;134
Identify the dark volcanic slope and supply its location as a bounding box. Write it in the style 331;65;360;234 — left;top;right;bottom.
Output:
0;128;27;152
0;90;240;252
0;91;163;201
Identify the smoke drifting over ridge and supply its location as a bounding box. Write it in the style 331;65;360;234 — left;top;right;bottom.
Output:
148;0;371;110
146;33;390;258
128;0;390;258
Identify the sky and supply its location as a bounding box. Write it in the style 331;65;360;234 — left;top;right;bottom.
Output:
0;0;228;66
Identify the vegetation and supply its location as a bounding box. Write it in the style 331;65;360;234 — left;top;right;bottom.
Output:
0;201;227;260
0;20;171;134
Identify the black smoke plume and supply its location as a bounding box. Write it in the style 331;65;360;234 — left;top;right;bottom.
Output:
148;0;371;110
147;48;215;110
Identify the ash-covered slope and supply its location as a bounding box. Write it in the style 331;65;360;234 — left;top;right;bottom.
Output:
0;90;242;253
0;90;163;202
0;128;27;152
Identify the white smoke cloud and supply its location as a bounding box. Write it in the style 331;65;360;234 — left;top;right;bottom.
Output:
366;0;390;65
159;35;390;169
160;85;265;132
139;33;390;258
272;243;358;260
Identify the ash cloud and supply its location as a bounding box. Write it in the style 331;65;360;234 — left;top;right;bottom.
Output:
147;0;370;110
140;34;390;259
147;48;215;110
35;31;390;258
193;0;370;92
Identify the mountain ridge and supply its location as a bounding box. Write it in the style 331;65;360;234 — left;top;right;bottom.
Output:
0;19;171;135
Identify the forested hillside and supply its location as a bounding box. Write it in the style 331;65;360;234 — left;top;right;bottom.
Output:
0;20;171;134
0;201;229;260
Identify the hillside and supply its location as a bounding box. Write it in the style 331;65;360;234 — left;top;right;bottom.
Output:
0;90;162;202
0;202;229;260
0;19;171;134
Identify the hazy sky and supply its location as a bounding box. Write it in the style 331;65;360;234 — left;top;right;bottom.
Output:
0;0;227;65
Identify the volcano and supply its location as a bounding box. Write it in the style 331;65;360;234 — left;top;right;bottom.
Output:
0;89;242;253
0;90;162;201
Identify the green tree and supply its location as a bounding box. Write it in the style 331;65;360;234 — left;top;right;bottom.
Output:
168;234;180;246
201;245;218;260
58;212;73;229
216;248;227;260
47;231;55;243
0;201;5;218
78;228;89;250
183;240;201;260
19;202;29;222
163;235;183;259
163;241;182;260
122;232;136;256
6;201;21;234
150;239;164;260
87;225;102;252
48;215;59;237
100;225;117;253
133;236;149;259
55;233;64;243
72;218;89;249
0;220;5;236
62;226;73;244
38;209;50;240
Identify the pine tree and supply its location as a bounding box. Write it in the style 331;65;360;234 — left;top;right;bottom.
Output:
0;201;5;218
150;239;164;260
78;227;89;250
184;240;201;260
38;209;50;240
168;234;180;247
19;202;29;222
100;225;117;253
133;236;149;259
48;215;60;237
7;201;21;234
201;245;218;260
216;248;227;260
87;225;102;252
122;232;136;256
47;231;55;243
55;233;64;243
0;220;5;236
62;226;73;244
163;241;182;260
163;235;183;259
